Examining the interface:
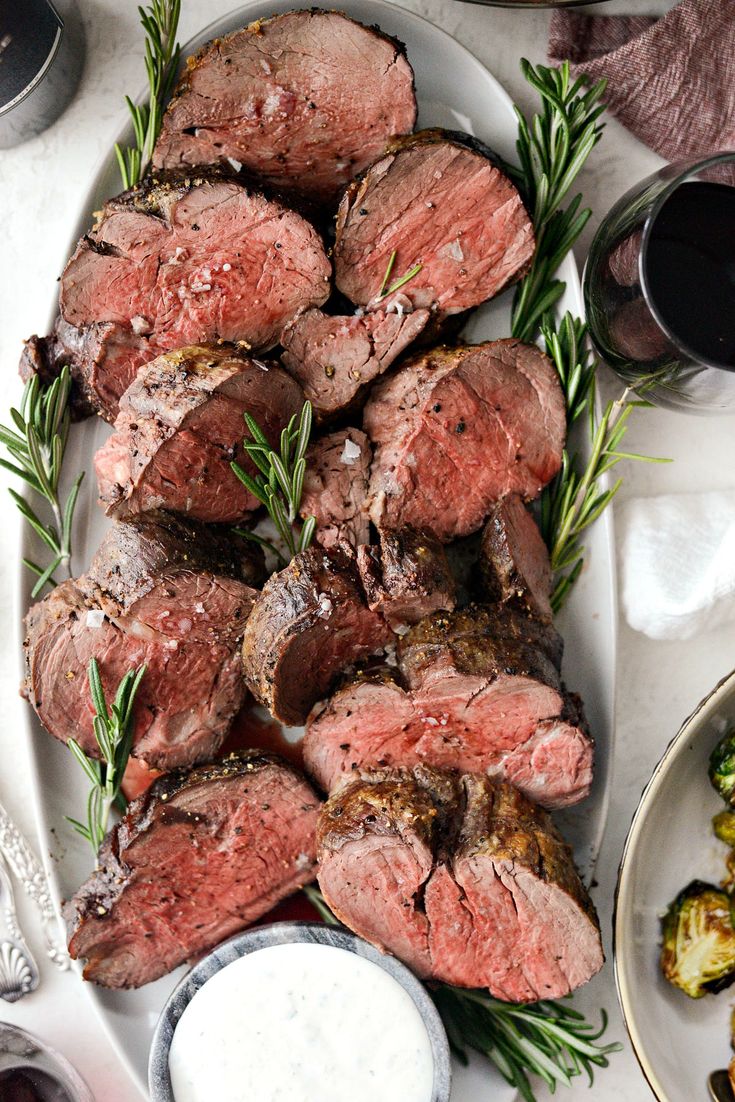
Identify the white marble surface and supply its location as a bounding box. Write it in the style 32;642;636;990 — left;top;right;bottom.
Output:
1;0;733;1099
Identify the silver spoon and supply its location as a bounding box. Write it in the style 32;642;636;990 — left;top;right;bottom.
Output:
0;853;38;1001
708;1069;735;1102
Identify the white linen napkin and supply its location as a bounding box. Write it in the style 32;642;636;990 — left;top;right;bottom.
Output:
618;490;735;640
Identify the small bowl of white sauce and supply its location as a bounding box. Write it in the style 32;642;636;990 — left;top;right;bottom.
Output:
149;921;451;1102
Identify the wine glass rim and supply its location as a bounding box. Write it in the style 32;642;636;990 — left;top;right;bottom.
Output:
639;149;735;374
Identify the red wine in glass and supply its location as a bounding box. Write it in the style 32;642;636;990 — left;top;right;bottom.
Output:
584;152;735;413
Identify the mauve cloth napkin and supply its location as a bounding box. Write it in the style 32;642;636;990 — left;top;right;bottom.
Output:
548;0;735;161
618;491;735;640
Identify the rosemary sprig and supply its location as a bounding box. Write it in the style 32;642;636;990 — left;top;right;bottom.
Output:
0;367;83;597
114;0;182;189
232;401;317;563
539;313;669;613
511;61;607;343
376;249;423;300
433;985;621;1102
66;659;146;853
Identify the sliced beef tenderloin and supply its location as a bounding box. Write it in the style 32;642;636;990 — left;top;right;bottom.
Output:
152;10;417;206
317;765;603;1000
242;545;392;726
280;307;429;421
355;526;456;629
65;750;320;988
299;429;371;550
334;130;534;314
24;515;263;771
95;344;304;523
303;605;591;809
54;169;330;419
364;340;566;541
19;317;139;420
479;495;553;620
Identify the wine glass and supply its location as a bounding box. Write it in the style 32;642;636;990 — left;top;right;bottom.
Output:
584;151;735;414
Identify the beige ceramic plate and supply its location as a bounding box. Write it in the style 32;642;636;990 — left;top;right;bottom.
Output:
615;668;735;1102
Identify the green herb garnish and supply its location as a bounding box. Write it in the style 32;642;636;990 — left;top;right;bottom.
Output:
115;0;182;189
511;61;606;344
66;659;146;853
0;367;83;597
538;313;669;613
507;61;664;611
434;985;621;1102
232;401;316;563
377;249;423;300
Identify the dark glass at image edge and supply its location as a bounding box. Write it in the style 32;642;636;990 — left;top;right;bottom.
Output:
0;0;86;149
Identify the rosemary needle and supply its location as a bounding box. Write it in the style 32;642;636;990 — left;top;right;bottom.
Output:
377;249;423;300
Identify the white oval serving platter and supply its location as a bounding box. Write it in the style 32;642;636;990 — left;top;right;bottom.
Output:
18;1;617;1097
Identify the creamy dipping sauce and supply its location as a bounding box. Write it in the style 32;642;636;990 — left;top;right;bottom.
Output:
168;941;435;1102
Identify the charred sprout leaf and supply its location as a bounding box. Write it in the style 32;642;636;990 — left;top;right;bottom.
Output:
714;811;735;848
0;367;84;596
376;249;423;300
303;885;620;1101
231;401;316;563
538;314;668;613
511;60;607;344
710;728;735;806
114;1;182;189
66;659;146;854
660;880;735;999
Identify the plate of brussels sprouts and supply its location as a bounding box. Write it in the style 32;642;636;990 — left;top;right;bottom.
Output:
615;668;735;1102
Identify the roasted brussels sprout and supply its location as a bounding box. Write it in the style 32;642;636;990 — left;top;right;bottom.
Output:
710;728;735;805
723;850;735;893
660;880;735;998
714;811;735;847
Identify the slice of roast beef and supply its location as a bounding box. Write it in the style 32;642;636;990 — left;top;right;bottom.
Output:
52;169;330;419
19;317;138;420
24;515;264;770
355;526;456;629
299;429;371;550
317;765;603;1000
152;10;417;206
280;307;429;421
242;545;392;726
95;344;304;523
303;605;591;809
334;130;534;314
65;750;320;988
479;495;553;620
364;340;566;541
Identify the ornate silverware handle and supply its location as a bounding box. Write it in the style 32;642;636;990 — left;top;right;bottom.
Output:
0;852;39;1000
0;801;70;970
